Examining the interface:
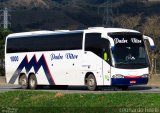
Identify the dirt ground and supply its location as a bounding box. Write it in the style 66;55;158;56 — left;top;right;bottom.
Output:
148;75;160;86
0;76;6;85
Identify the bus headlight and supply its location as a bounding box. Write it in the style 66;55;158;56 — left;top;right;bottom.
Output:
112;74;124;78
142;74;149;78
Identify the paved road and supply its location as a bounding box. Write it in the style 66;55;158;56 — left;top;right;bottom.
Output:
0;84;160;93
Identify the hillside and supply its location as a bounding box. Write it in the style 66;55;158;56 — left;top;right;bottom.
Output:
1;0;160;32
1;0;160;73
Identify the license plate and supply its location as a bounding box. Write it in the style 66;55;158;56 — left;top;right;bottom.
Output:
130;81;136;84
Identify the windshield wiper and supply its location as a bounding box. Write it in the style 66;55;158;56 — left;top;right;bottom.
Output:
116;62;129;65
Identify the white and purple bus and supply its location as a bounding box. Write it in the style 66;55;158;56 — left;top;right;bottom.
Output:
5;27;154;90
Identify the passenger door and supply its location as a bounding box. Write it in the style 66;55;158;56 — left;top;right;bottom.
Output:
102;47;111;85
84;33;111;86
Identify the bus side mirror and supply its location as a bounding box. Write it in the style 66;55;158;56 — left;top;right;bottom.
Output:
143;35;155;50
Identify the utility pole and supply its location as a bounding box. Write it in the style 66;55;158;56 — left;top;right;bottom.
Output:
0;0;11;29
0;1;11;75
102;0;114;27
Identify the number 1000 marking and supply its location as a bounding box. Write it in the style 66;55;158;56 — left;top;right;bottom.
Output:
10;56;19;62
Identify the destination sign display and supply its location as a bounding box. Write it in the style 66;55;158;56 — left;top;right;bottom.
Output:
108;32;144;47
114;38;142;44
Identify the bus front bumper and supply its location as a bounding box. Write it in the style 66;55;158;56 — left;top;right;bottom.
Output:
111;78;148;86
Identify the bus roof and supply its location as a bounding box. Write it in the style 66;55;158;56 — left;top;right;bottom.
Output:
6;28;140;39
86;27;140;34
6;30;83;39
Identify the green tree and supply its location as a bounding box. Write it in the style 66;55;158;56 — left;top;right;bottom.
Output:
114;15;141;29
0;28;12;76
143;15;160;75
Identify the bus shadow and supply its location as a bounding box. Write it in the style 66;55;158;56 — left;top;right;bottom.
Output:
36;85;153;91
128;86;152;91
100;86;153;91
1;85;153;92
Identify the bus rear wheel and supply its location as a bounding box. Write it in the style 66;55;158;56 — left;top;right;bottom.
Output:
28;74;37;89
86;74;97;91
19;74;28;89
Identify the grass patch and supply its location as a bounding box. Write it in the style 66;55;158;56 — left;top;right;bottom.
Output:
0;91;160;113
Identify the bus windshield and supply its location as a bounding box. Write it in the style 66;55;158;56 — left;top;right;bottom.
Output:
109;32;149;69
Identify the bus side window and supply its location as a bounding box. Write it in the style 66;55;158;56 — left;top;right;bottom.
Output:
85;33;102;57
85;33;112;65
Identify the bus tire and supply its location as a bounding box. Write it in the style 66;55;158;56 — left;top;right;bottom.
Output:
86;74;97;91
19;74;28;89
28;74;37;89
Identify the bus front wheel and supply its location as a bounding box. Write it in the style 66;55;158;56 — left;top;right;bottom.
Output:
19;74;28;89
28;74;37;89
86;74;97;91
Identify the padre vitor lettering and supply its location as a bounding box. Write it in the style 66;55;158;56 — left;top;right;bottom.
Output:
114;38;128;44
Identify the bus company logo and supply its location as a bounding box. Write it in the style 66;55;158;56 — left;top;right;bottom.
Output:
50;53;78;61
114;38;142;44
9;54;55;85
114;38;128;44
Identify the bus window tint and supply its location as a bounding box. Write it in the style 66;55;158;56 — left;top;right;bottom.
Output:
7;32;83;53
85;33;111;64
109;32;149;69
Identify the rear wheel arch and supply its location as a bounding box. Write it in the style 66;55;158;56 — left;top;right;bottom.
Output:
28;73;37;89
28;73;35;80
18;73;28;89
18;73;26;82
